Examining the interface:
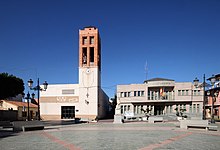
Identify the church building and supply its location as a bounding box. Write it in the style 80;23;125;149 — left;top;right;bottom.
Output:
40;26;109;120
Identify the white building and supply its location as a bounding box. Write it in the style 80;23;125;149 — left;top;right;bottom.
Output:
117;78;204;118
40;26;109;120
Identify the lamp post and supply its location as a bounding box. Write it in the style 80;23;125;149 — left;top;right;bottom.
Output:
193;74;206;120
23;92;35;121
28;78;48;120
207;74;219;123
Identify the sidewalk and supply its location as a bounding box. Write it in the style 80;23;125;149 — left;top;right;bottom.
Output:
0;121;220;150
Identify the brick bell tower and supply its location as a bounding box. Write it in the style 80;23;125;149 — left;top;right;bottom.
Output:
78;26;101;120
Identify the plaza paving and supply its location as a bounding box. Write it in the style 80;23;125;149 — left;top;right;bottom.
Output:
0;121;220;150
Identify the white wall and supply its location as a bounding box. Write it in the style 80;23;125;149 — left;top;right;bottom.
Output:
41;84;79;97
78;67;99;117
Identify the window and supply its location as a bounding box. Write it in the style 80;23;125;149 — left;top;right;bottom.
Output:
183;104;186;110
189;104;192;113
178;90;189;96
193;104;196;113
138;91;141;96
128;105;130;111
120;92;123;97
121;105;124;114
120;92;131;97
141;105;143;113
182;90;185;96
90;36;94;44
134;91;144;97
176;104;179;111
151;91;154;100
166;106;169;113
155;91;158;100
137;105;141;114
141;91;145;96
128;92;131;97
148;91;150;99
134;105;137;114
193;90;197;96
90;47;94;63
134;91;137;96
82;36;87;45
82;48;87;64
186;90;189;96
82;37;87;44
169;91;174;100
124;105;127;112
193;90;200;96
197;104;200;113
178;90;181;96
62;89;75;94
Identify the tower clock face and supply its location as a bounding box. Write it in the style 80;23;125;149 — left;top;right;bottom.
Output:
86;68;90;74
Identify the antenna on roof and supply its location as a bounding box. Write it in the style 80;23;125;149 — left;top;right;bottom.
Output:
145;60;148;80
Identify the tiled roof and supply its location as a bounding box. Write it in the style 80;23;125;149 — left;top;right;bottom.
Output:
1;100;38;108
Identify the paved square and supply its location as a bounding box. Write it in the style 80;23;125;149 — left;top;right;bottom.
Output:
1;122;220;150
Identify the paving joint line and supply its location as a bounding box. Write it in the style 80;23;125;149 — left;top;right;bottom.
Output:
139;132;193;150
41;132;81;150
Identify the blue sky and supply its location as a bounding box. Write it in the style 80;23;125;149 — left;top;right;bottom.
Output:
0;0;220;97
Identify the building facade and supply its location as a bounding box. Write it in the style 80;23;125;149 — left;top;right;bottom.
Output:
40;27;109;120
117;78;204;118
0;100;38;121
206;85;220;119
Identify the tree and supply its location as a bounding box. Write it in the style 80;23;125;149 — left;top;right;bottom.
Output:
108;94;117;118
0;73;24;99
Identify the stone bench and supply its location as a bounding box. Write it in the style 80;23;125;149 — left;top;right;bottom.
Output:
207;125;218;131
80;118;90;123
148;116;163;123
180;120;218;131
13;121;44;132
0;121;13;128
22;125;44;132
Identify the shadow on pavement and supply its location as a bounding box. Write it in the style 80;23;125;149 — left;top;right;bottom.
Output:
0;130;16;139
42;120;76;127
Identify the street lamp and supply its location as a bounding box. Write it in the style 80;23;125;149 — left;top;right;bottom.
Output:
193;77;199;87
207;74;220;123
28;78;48;120
23;92;35;121
193;74;206;120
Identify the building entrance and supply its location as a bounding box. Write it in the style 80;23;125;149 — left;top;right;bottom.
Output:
61;106;75;119
154;105;164;115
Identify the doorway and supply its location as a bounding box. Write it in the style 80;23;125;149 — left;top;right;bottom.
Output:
61;106;75;119
154;105;164;115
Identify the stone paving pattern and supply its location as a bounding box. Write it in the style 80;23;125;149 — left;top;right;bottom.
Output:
0;121;220;150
